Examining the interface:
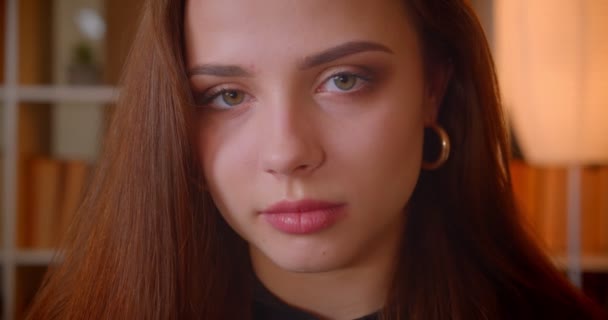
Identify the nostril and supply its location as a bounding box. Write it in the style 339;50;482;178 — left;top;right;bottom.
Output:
264;164;310;176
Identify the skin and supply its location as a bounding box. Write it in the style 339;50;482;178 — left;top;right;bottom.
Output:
185;0;447;318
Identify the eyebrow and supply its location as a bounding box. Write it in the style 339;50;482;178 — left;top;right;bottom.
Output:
299;41;393;69
187;40;393;78
187;64;252;78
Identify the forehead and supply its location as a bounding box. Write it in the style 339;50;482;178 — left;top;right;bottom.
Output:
184;0;419;67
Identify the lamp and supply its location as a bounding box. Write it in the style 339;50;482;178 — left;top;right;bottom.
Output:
495;0;608;286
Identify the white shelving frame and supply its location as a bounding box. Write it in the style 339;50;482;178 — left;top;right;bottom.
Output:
1;1;118;319
0;86;118;103
2;2;19;320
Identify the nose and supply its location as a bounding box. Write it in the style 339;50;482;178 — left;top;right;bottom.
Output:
258;102;325;178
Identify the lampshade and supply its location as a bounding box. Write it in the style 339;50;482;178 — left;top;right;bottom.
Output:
495;0;608;165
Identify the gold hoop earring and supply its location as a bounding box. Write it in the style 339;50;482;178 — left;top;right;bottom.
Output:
422;123;450;170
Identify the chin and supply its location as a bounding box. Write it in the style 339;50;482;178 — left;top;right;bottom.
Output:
259;241;353;273
272;256;344;274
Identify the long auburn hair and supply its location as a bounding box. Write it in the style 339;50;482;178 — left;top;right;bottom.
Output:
27;0;605;319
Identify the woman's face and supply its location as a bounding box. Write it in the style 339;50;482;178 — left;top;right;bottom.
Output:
185;0;440;272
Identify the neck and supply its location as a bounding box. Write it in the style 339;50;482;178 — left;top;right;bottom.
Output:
251;226;402;319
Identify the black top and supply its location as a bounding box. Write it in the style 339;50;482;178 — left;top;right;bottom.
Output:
252;281;379;320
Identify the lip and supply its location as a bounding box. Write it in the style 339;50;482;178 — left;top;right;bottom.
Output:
261;199;346;234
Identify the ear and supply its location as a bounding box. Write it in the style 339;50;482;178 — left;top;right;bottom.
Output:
423;62;453;125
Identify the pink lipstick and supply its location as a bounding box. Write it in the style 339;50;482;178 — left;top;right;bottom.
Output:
261;199;346;234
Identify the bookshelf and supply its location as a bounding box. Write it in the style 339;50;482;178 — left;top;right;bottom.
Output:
510;162;608;311
1;0;140;319
511;163;608;257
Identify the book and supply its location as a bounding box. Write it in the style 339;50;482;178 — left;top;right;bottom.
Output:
538;167;567;255
598;167;608;254
25;157;63;248
582;168;602;254
510;161;541;237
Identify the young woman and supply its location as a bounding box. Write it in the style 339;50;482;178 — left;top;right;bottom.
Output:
27;0;606;319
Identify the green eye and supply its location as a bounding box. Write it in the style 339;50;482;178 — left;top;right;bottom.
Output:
332;74;357;91
221;90;245;106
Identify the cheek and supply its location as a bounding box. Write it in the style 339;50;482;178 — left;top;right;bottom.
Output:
328;97;425;205
196;116;257;221
335;96;424;164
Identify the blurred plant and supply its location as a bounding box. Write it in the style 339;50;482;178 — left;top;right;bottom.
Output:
69;42;99;85
73;42;94;65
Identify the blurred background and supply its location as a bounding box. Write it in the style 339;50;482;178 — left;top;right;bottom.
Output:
0;0;605;319
0;0;142;318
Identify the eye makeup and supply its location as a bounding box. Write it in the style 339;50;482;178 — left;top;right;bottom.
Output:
189;60;390;110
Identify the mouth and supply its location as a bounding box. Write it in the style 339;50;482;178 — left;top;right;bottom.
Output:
260;199;347;235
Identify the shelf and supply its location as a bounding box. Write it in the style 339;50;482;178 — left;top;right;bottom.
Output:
0;85;119;103
15;250;59;266
0;250;60;266
551;255;608;272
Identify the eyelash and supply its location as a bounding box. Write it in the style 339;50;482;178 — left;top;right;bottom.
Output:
194;70;373;109
198;86;244;106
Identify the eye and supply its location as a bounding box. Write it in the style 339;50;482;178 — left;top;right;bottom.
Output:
333;74;358;90
219;90;245;106
317;72;370;93
196;88;250;109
